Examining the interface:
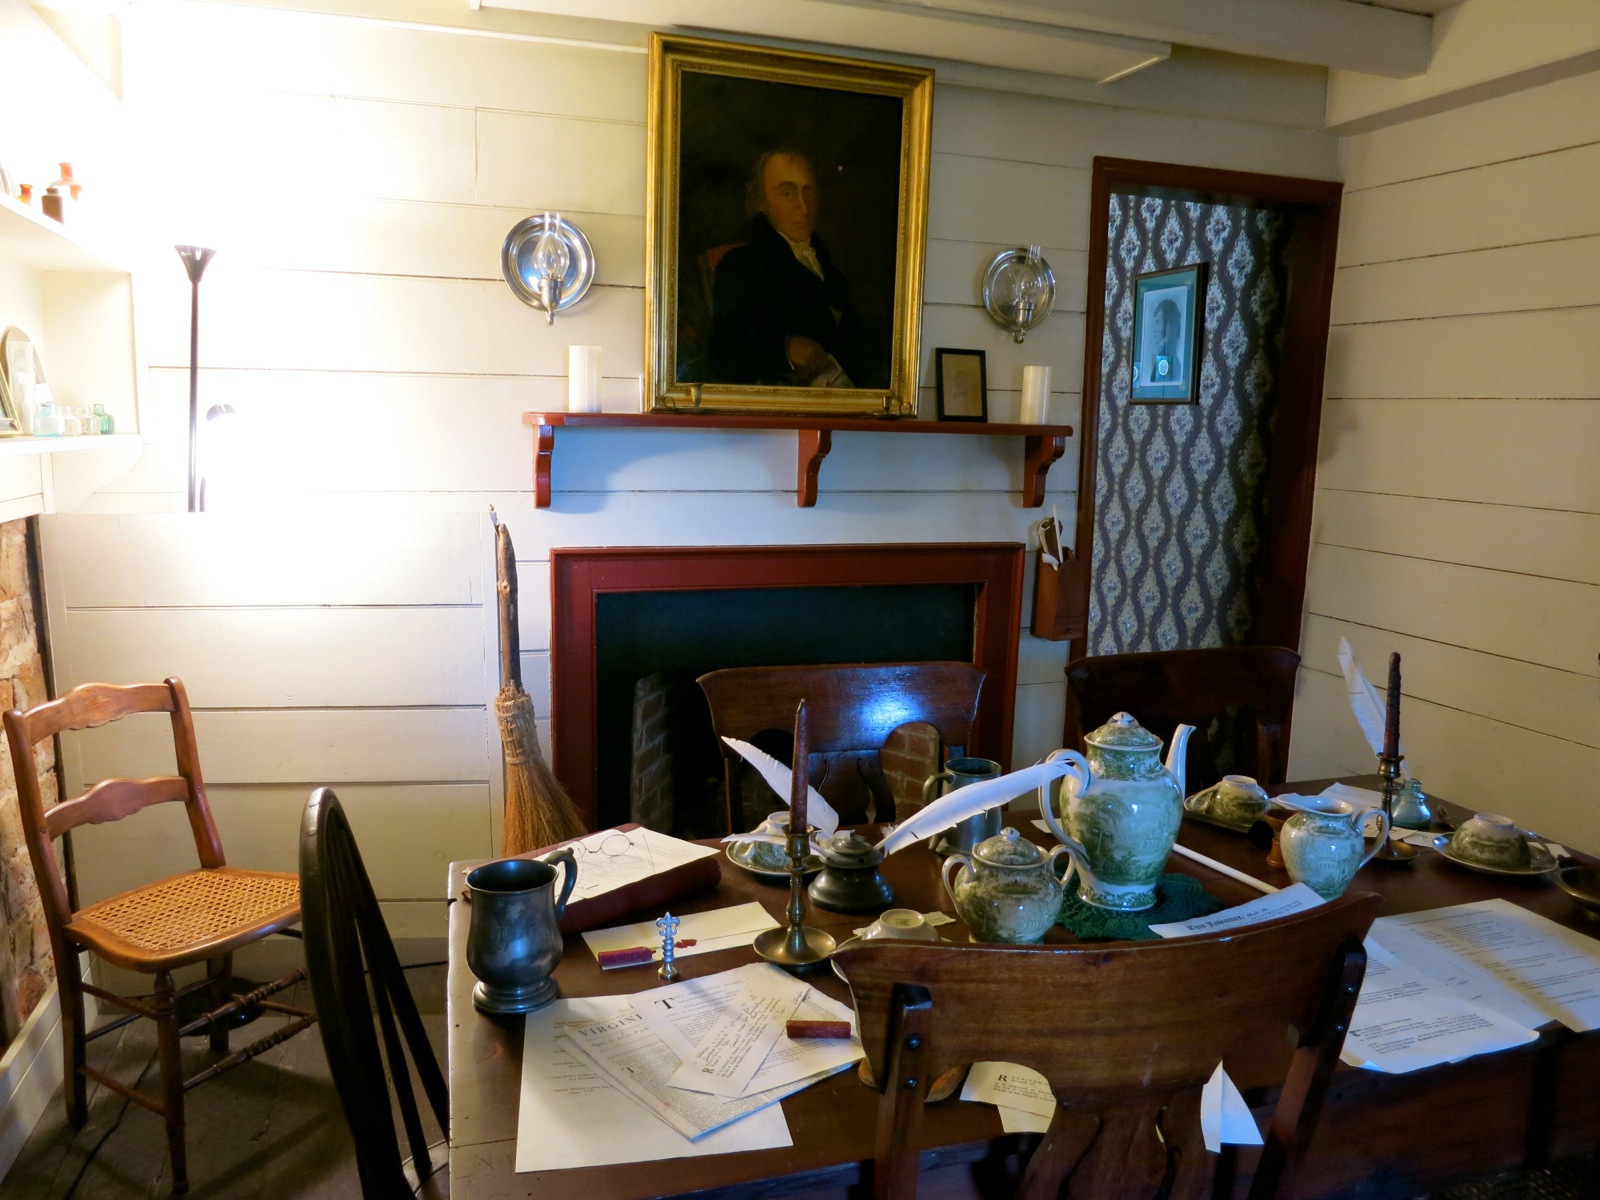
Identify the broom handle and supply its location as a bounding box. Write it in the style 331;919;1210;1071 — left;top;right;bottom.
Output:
496;522;522;689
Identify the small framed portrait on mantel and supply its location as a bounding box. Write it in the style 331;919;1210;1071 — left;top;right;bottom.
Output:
645;34;934;416
1130;263;1208;404
934;348;987;422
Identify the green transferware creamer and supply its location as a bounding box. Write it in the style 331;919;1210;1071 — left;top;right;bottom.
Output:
942;827;1073;944
1037;712;1193;912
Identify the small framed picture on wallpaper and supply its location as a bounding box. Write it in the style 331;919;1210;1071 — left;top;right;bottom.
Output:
1130;263;1207;404
934;348;987;421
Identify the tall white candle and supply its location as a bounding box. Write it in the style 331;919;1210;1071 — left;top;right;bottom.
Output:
568;345;601;413
1020;364;1051;424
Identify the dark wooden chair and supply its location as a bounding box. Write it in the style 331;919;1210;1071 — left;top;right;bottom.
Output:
834;891;1379;1200
1063;646;1302;792
300;787;448;1199
697;661;986;831
2;678;315;1194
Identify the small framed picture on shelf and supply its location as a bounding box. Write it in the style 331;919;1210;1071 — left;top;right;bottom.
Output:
1130;262;1207;404
934;348;987;422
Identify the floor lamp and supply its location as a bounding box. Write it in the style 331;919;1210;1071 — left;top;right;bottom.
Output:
175;245;216;513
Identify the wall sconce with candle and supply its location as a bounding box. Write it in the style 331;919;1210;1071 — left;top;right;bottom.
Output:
501;212;595;325
982;245;1056;343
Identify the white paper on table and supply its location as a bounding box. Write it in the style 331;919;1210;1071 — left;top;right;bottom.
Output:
583;902;781;965
559;827;719;906
633;963;863;1094
1148;883;1325;939
998;1104;1054;1134
1374;899;1600;1032
1201;1063;1262;1153
720;737;840;837
515;996;791;1172
1339;938;1539;1073
668;974;809;1097
1318;783;1385;811
960;1061;1056;1118
565;1005;841;1140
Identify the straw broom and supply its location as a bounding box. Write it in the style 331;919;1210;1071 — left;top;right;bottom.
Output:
495;513;587;854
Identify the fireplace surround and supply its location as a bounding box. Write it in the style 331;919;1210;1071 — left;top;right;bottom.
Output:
550;543;1025;829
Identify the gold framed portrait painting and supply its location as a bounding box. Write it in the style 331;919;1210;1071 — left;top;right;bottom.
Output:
646;34;933;415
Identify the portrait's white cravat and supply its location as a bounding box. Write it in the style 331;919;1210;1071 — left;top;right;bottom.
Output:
786;237;825;280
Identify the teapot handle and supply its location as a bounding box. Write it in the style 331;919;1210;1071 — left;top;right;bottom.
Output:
941;853;969;911
537;846;579;918
1357;808;1392;873
1037;749;1091;849
1044;843;1079;890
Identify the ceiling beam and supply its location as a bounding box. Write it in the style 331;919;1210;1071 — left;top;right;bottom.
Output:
868;0;1435;77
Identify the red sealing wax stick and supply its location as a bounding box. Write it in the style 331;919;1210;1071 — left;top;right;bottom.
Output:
786;1019;851;1040
597;946;656;969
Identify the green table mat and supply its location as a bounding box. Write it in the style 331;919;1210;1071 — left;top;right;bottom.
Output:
1058;873;1222;941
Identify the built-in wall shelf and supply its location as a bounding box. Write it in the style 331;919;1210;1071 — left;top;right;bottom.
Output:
0;432;147;458
522;411;1073;508
0;194;128;273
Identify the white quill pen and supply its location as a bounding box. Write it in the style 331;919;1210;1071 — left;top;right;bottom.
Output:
1338;637;1403;758
718;736;840;838
876;760;1076;856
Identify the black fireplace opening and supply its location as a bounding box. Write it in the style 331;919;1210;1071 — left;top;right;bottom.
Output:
595;582;977;835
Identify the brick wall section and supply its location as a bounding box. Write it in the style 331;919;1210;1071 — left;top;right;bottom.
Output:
0;519;57;1050
881;723;941;822
630;673;675;832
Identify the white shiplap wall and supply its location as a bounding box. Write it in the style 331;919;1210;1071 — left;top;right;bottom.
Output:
39;1;1338;936
1290;68;1600;849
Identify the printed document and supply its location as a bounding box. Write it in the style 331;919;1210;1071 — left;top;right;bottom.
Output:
668;974;807;1097
1147;882;1325;938
582;902;781;964
1374;899;1600;1032
515;996;790;1173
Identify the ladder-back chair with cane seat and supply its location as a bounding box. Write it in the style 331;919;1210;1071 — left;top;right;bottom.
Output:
697;661;986;832
1063;646;1302;794
2;678;316;1195
300;787;448;1199
834;891;1380;1200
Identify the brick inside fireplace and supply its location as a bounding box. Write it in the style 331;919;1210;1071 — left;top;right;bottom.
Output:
550;543;1025;832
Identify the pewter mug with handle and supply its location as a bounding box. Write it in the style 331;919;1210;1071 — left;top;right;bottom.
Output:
923;757;1003;856
466;848;577;1014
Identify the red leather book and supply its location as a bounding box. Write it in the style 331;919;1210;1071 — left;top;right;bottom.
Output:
526;823;723;934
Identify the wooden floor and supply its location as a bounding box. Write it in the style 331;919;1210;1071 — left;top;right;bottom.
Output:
4;957;447;1200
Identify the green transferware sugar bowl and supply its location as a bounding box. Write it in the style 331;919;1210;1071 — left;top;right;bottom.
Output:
941;827;1074;944
1185;775;1271;830
1452;813;1532;870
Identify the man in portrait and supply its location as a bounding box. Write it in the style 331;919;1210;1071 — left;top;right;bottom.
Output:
707;148;888;389
1142;295;1183;387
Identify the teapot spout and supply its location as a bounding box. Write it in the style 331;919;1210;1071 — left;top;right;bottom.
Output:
1165;724;1196;797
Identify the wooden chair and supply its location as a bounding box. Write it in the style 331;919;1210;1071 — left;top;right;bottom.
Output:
300;787;448;1198
1063;646;1302;792
697;661;986;831
835;892;1380;1200
2;678;315;1194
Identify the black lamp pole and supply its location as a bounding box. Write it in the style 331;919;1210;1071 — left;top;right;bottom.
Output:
175;245;216;513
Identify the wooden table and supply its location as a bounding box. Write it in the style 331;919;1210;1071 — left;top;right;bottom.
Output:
446;795;1600;1199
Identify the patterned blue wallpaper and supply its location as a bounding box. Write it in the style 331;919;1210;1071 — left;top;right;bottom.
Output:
1088;195;1292;654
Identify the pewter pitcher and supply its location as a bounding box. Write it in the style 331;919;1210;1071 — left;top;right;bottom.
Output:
466;848;577;1014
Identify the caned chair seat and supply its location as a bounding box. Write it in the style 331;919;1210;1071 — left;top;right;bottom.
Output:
3;678;317;1195
70;867;303;971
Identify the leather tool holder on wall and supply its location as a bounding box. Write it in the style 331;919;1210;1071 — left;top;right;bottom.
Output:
1031;544;1089;641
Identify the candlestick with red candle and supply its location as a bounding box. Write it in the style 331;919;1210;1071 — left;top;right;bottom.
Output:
789;699;809;832
1383;652;1401;761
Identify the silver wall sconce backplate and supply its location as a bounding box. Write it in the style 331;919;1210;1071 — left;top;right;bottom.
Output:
502;213;596;324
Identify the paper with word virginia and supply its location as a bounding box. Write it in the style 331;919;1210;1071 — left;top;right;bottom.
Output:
633;962;862;1096
514;995;790;1173
1339;938;1538;1073
1374;899;1600;1032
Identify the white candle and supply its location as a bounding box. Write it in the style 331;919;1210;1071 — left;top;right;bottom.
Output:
1020;364;1051;424
567;345;601;413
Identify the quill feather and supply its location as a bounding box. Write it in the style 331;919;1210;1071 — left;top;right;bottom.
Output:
1338;637;1403;758
876;760;1075;856
720;737;840;837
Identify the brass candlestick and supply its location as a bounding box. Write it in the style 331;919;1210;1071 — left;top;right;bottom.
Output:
753;698;835;969
753;821;836;968
1372;751;1417;864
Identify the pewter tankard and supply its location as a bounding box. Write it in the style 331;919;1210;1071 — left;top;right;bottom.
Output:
924;757;1004;856
466;848;577;1014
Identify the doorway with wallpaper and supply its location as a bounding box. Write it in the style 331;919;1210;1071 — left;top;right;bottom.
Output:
1073;157;1343;661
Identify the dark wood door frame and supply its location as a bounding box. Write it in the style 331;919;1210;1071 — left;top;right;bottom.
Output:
1073;157;1343;659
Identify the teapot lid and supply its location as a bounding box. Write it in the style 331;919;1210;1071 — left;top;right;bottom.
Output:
1086;711;1162;752
818;830;884;868
973;826;1047;868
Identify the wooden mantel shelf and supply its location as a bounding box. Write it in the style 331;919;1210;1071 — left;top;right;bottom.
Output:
521;411;1073;508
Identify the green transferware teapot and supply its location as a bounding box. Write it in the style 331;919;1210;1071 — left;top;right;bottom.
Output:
1037;712;1194;912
